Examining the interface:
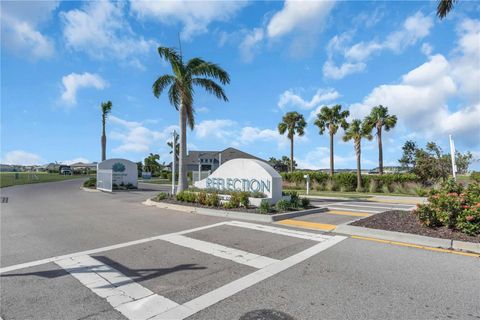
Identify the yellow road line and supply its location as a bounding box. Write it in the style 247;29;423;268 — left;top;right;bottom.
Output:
327;210;371;217
351;236;480;258
277;219;336;231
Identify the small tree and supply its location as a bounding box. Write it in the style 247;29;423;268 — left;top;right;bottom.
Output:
100;101;112;161
342;119;373;191
144;153;161;176
399;140;418;171
314;104;349;176
278;112;306;172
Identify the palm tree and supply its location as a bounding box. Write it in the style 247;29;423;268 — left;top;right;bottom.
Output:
343;119;373;191
365;105;397;175
278;112;306;172
152;47;230;192
314;105;349;176
100;101;112;161
167;140;180;163
437;0;457;19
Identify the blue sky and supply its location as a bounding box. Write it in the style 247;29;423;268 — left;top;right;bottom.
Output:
1;0;479;170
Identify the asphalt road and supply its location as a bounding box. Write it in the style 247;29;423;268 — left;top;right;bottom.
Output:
1;180;479;320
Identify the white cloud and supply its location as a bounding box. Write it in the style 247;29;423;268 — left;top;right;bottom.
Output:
278;88;340;110
1;1;58;59
295;147;372;170
61;1;154;63
109;115;177;154
130;0;248;40
195;120;237;140
349;19;480;147
421;42;433;56
267;0;335;38
61;72;107;105
1;150;44;165
236;127;288;149
324;11;434;79
239;28;264;63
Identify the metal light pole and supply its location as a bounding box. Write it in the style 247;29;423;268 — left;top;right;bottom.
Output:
171;130;178;194
304;174;310;195
449;135;457;181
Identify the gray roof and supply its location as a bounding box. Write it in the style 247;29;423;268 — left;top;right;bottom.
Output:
185;147;265;165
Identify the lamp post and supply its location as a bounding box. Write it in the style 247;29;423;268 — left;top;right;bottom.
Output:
171;130;178;194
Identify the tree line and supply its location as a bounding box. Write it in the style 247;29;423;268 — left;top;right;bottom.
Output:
278;105;397;191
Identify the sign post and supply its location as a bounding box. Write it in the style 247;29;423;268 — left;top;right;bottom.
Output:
449;134;457;181
304;174;310;195
171;130;178;194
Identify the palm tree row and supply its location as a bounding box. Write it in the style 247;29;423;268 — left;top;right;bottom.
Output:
278;105;397;190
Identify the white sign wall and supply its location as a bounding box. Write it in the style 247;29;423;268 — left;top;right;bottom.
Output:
97;159;138;187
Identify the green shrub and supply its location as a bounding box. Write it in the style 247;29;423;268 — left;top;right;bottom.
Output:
414;180;480;235
300;197;310;209
239;192;250;208
259;200;271;214
470;171;480;183
155;192;168;201
205;193;219;207
333;173;357;192
276;199;290;212
83;177;96;188
227;192;241;208
197;191;207;205
176;191;197;203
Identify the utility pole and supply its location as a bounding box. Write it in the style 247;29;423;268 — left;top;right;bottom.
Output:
171;130;178;194
449;134;457;181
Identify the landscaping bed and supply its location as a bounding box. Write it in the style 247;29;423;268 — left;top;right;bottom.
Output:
351;210;480;243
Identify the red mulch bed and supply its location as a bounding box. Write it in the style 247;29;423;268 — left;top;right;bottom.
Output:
350;210;480;243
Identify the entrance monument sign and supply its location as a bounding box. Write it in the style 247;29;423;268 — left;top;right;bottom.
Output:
194;158;282;203
97;159;138;187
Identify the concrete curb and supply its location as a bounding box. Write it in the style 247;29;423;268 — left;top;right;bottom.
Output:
143;198;327;223
82;187;100;192
334;224;480;254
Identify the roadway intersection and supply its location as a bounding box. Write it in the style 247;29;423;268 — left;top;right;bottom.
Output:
1;180;479;320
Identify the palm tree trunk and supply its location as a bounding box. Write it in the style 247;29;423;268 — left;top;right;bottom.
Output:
178;103;188;192
378;126;383;175
101;123;106;161
329;132;334;177
290;136;294;172
356;139;362;191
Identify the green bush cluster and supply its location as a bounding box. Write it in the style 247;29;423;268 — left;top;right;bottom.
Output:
259;200;272;214
175;190;221;208
83;177;96;188
154;192;168;201
415;179;480;235
188;187;266;198
282;171;422;194
275;191;311;212
471;171;480;183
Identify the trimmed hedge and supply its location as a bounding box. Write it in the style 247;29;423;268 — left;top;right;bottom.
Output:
281;171;420;193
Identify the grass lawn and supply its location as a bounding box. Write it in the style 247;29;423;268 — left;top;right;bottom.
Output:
0;172;93;188
139;178;171;185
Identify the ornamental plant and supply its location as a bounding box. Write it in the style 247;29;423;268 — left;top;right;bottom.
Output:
414;179;480;235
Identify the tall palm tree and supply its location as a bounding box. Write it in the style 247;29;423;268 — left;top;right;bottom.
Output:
314;105;349;176
153;47;230;192
278;112;306;172
343;119;373;191
365;105;397;175
437;0;457;19
100;101;112;161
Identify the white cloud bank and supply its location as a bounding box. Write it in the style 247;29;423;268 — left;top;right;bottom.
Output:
349;19;480;147
1;150;44;165
130;0;248;40
324;11;434;79
1;1;59;59
61;1;154;65
278;88;340;110
61;72;107;105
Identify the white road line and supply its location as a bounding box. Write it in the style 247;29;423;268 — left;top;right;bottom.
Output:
0;222;228;274
56;255;179;320
161;234;278;269
324;206;382;213
334;202;415;210
225;221;332;241
152;235;347;319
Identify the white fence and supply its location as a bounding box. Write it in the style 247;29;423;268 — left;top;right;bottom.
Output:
97;169;113;192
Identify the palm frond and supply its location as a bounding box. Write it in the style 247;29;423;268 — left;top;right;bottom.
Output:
192;78;228;102
168;82;181;110
437;0;456;19
189;60;230;85
152;75;175;98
